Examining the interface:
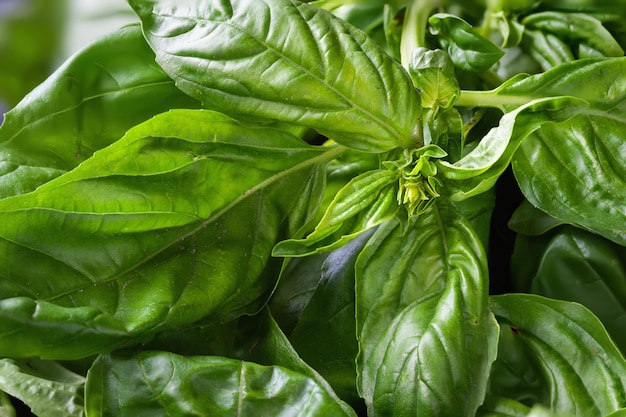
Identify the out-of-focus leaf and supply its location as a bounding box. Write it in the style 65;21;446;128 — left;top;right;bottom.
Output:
522;29;576;70
522;12;623;58
130;0;422;152
0;358;84;417
511;226;626;353
0;110;329;359
356;203;499;416
490;294;626;416
429;13;504;72
0;391;14;417
0;0;65;109
85;351;354;417
0;24;200;199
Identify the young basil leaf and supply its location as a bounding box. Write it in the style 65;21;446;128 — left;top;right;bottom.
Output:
85;351;354;417
438;96;586;201
0;358;85;417
485;11;525;48
0;24;201;200
356;204;499;417
521;29;575;70
429;13;505;72
408;48;460;109
502;58;626;245
522;12;624;58
490;294;626;416
129;0;422;152
272;169;398;256
0;109;332;359
511;226;626;353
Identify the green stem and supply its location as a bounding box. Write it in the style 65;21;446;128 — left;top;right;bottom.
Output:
455;89;531;109
400;0;441;69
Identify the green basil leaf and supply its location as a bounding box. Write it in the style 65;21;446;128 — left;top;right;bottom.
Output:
408;48;459;109
0;391;14;417
0;109;331;359
0;358;84;417
269;254;329;334
490;294;626;416
522;29;575;70
486;12;525;48
477;396;531;417
289;231;373;409
129;0;422;152
506;58;626;245
540;0;626;17
147;307;358;416
522;12;623;58
508;200;567;236
356;204;499;416
606;409;626;417
273;169;398;256
0;24;200;199
85;351;353;417
511;226;626;353
438;96;586;201
429;13;504;72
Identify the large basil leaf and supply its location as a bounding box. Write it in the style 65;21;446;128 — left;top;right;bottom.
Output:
0;358;84;417
85;351;353;417
129;0;422;152
356;203;499;416
0;109;332;359
510;226;626;353
502;58;626;245
147;307;357;416
490;294;626;416
0;24;200;199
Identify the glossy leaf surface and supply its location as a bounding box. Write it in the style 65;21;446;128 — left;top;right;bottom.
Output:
429;13;504;72
0;24;200;199
356;204;499;416
0;358;84;417
490;294;626;416
85;351;352;417
0;110;327;359
438;96;585;200
130;0;422;151
503;58;626;245
289;232;373;408
273;169;397;256
511;226;626;353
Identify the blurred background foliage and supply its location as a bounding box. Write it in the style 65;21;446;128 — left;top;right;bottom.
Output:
0;0;136;122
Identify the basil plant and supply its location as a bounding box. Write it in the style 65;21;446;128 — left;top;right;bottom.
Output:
1;0;626;416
